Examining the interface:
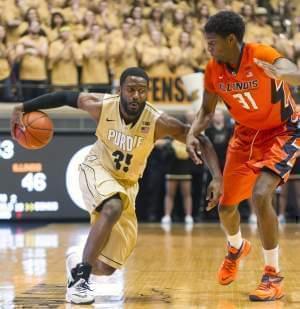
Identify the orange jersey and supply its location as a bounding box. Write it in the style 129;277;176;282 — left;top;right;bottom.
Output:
205;43;298;129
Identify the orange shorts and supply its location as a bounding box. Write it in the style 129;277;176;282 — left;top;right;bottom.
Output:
220;120;300;205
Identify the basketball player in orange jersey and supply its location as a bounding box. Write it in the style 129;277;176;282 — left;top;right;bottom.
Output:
10;67;222;305
187;11;300;302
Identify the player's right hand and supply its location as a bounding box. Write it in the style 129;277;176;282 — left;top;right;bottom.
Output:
186;133;202;165
206;177;223;211
11;104;25;139
254;58;282;80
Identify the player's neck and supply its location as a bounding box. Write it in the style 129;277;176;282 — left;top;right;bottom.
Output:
119;105;140;126
226;43;244;74
227;43;244;68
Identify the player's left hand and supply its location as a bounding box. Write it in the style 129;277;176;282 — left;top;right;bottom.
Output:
206;177;223;211
254;58;283;80
11;103;25;139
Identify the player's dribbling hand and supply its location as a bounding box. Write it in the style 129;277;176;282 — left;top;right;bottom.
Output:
254;58;282;80
206;177;223;211
11;103;25;139
186;134;203;165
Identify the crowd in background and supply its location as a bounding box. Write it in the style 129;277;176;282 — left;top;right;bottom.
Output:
0;0;300;100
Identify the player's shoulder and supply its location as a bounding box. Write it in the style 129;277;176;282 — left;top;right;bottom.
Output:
245;42;267;53
144;101;162;117
245;42;280;61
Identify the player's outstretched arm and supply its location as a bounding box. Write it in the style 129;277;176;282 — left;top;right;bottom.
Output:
11;91;105;139
154;112;190;144
254;57;300;85
154;111;223;210
186;90;222;210
197;135;223;210
186;90;218;165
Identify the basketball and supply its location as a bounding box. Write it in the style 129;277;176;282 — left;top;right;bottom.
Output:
14;111;54;149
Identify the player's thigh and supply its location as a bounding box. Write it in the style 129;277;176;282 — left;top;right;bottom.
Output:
221;149;258;206
79;162;127;213
91;182;139;269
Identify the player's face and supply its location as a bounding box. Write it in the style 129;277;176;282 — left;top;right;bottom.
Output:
120;76;148;119
205;32;233;62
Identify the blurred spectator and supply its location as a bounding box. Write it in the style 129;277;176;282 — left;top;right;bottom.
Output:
80;24;109;92
182;15;204;50
46;12;67;42
194;3;210;30
63;0;87;25
170;31;199;75
271;18;294;60
17;0;49;25
5;0;23;44
73;10;97;42
231;0;245;13
20;8;41;33
132;0;151;18
274;0;293;21
210;0;232;15
161;139;194;226
48;26;82;89
138;140;170;222
292;16;300;68
147;6;165;34
169;15;203;49
240;3;255;24
205;108;233;171
108;22;138;88
164;8;186;43
95;0;119;32
140;29;172;77
277;155;300;224
0;25;15;102
244;7;273;45
0;1;5;26
49;0;67;11
16;21;48;100
203;108;233;219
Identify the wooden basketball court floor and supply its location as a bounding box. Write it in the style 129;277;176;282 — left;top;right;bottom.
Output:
1;222;300;308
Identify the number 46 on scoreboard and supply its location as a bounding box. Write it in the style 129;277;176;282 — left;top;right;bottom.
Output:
21;172;47;192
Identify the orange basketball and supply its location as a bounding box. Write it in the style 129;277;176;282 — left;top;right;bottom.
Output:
14;111;54;149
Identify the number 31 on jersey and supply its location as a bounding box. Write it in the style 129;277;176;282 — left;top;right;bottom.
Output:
233;92;258;110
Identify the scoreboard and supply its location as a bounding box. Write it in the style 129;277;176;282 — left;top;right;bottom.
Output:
0;132;97;221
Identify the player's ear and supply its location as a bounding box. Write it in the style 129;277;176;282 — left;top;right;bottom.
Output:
227;34;236;45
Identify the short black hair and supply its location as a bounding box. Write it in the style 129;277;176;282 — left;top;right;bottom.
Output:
204;11;245;43
120;67;149;86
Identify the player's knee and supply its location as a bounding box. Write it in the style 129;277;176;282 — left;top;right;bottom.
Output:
252;186;272;208
101;198;123;224
101;263;116;276
218;204;236;216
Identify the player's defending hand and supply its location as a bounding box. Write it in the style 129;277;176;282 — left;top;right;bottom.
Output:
254;58;283;80
11;103;25;139
186;133;202;165
206;177;223;211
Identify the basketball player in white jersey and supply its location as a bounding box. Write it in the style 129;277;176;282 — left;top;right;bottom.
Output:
11;67;222;304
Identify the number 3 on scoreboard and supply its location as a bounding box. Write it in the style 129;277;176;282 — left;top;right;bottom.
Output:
233;92;258;110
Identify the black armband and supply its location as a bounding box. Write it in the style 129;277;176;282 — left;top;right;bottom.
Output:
23;91;80;112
